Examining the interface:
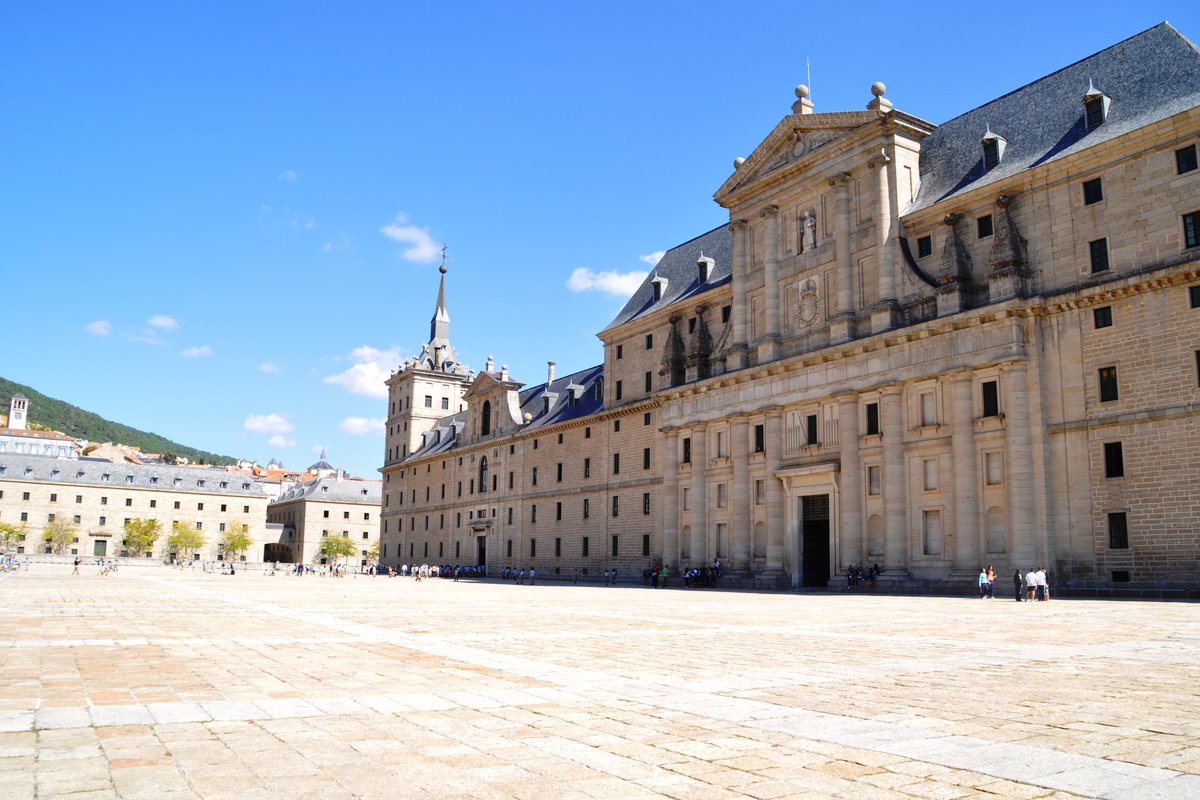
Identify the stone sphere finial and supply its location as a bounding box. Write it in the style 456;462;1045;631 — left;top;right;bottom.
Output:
733;157;746;170
439;263;447;274
871;81;886;97
795;84;810;99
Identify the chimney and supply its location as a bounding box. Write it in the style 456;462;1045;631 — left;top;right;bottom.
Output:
547;361;556;386
697;255;715;284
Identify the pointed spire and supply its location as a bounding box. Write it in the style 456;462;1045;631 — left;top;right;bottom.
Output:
429;250;451;345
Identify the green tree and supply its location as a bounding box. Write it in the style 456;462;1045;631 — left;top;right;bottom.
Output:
167;520;205;562
43;518;78;555
318;533;358;564
123;518;162;557
220;522;252;561
0;521;28;553
366;539;380;562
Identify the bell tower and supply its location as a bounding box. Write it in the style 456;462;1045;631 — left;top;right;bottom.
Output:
8;395;28;430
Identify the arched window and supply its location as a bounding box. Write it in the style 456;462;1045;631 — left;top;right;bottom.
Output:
481;401;492;436
479;456;488;494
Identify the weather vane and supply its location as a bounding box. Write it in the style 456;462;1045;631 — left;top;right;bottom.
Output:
440;243;450;274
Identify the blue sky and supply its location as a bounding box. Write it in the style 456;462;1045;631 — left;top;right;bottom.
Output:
3;2;1197;479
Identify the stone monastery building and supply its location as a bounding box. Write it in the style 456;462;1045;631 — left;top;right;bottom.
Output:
380;23;1200;592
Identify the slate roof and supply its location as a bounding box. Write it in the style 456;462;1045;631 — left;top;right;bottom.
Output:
909;22;1200;213
604;224;732;330
0;453;267;496
407;363;605;460
271;476;381;505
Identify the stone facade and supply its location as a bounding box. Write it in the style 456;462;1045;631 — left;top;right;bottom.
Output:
266;476;382;566
381;24;1200;592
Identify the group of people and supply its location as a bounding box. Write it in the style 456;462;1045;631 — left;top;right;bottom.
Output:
682;561;722;588
1019;567;1052;601
71;557;117;575
4;556;30;572
847;563;881;588
500;566;537;584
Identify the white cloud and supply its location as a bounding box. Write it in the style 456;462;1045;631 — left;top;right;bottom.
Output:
323;345;403;399
266;435;295;448
278;169;297;182
566;267;648;297
379;213;440;263
180;345;213;358
639;251;666;266
148;314;179;330
311;444;326;455
258;362;281;374
85;320;111;336
244;414;295;435
339;416;386;436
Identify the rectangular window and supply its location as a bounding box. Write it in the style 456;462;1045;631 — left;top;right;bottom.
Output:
1085;96;1105;128
867;465;881;496
976;214;993;238
754;423;765;452
76;495;82;503
454;541;460;558
441;397;449;410
865;402;880;435
150;499;156;509
531;504;537;523
556;463;563;482
644;412;651;426
920;392;937;426
22;491;29;501
1089;238;1110;273
611;535;618;558
643;448;650;469
1184;211;1200;249
616;344;623;359
1177;144;1198;174
585;427;591;438
613;419;620;433
644;371;652;393
717;484;727;508
1082;178;1103;205
805;414;818;444
583;458;591;478
682;437;691;464
582;537;589;557
642;492;650;515
917;235;932;258
195;521;202;530
1190;285;1200;308
1104;442;1125;478
612;496;619;517
49;493;56;502
531;467;538;485
530;539;536;558
754;479;765;505
583;499;590;519
1093;306;1112;329
1108;511;1129;549
1099;366;1119;402
555;537;561;557
645;334;653;350
424;395;432;408
612;453;620;474
506;539;512;557
983;139;999;170
507;507;513;525
981;380;1000;418
615;380;623;400
642;534;650;557
555;502;562;521
219;523;226;532
100;496;108;505
558;433;563;444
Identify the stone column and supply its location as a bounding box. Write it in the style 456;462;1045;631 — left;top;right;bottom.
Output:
829;173;855;343
950;370;980;572
729;219;750;370
765;409;785;574
881;384;907;575
757;206;781;362
1002;361;1037;568
730;415;751;573
689;424;707;567
836;392;862;569
871;148;898;333
662;429;679;570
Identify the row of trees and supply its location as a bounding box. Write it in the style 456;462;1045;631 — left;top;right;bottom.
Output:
0;518;252;560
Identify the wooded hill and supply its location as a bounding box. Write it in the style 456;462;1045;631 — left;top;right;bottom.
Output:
0;376;235;466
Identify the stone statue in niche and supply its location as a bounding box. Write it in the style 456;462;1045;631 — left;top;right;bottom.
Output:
802;211;816;253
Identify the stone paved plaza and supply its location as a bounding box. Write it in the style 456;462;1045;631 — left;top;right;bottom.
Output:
2;565;1199;800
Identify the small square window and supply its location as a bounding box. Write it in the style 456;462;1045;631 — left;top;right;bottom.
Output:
1098;366;1119;402
613;419;621;433
917;235;932;258
1085;96;1105;129
1093;306;1112;329
1184;211;1200;249
977;214;993;238
1176;144;1197;174
1089;238;1109;273
1082;178;1103;205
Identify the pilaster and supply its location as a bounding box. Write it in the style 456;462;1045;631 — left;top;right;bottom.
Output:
689;424;708;567
829;173;856;344
949;370;980;572
764;409;785;573
880;384;907;575
757;206;782;362
662;429;680;570
730;416;752;573
835;392;862;569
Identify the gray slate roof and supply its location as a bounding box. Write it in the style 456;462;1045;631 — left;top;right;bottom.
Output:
0;454;266;496
272;476;381;505
605;224;731;330
407;363;605;460
909;22;1200;213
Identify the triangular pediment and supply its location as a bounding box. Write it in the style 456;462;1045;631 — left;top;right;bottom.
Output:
715;111;876;205
462;370;522;401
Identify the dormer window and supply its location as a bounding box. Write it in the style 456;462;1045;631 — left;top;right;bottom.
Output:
1084;84;1109;129
651;274;668;302
697;255;714;284
981;128;1006;171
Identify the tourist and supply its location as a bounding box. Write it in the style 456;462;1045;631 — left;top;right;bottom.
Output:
649;565;658;588
529;567;536;585
1025;568;1037;601
986;565;996;599
1013;569;1023;601
661;563;669;588
978;567;989;599
72;557;81;575
1036;567;1048;601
